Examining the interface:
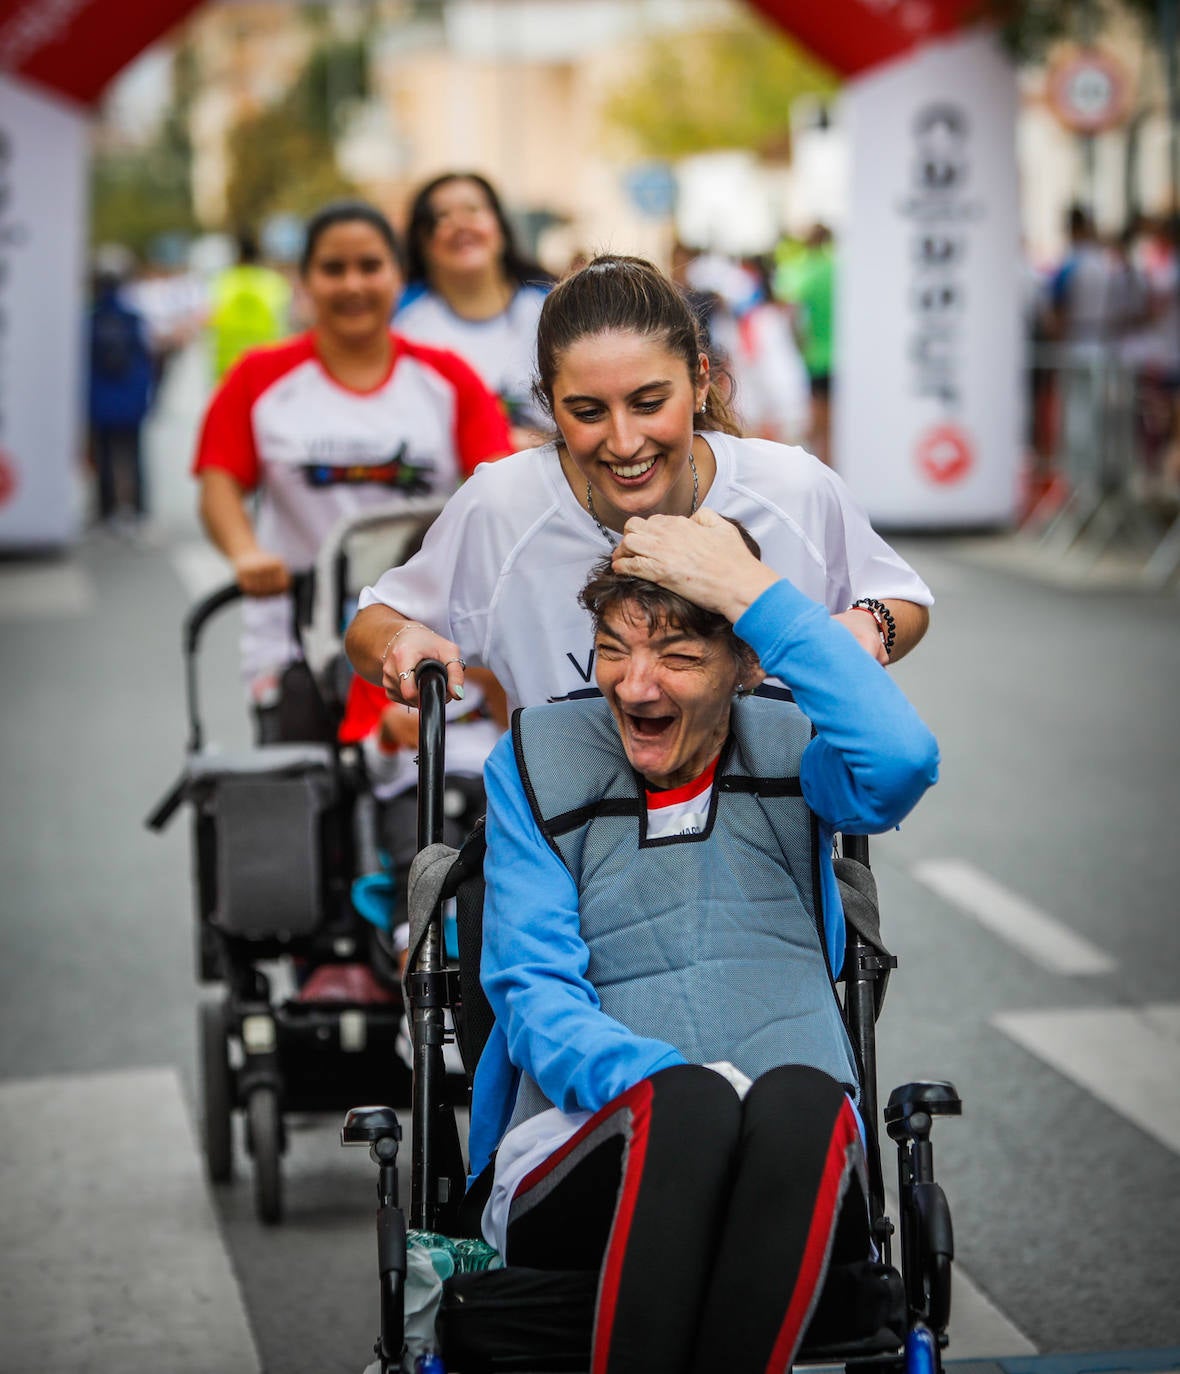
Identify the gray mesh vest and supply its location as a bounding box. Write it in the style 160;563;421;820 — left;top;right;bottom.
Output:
506;695;858;1131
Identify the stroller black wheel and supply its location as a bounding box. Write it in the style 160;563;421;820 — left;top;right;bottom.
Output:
247;1086;283;1225
199;1000;233;1183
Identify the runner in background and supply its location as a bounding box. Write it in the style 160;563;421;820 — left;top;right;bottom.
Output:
192;199;512;741
774;224;836;466
395;172;555;451
208;229;293;381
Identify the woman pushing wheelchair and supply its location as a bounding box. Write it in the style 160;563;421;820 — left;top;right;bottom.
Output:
465;511;940;1374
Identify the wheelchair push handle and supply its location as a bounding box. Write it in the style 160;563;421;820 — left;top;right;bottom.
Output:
414;658;448;852
180;570;316;754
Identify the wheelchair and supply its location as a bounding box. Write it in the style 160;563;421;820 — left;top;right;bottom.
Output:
343;662;962;1373
147;501;449;1224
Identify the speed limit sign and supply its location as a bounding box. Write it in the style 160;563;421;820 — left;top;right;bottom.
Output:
1048;48;1128;134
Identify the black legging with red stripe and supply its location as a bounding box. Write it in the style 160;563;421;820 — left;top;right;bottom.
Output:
503;1062;869;1374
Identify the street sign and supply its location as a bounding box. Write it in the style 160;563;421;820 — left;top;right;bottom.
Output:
623;162;678;219
1047;48;1129;134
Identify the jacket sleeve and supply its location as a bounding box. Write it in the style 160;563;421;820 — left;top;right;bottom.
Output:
481;733;685;1115
735;579;939;834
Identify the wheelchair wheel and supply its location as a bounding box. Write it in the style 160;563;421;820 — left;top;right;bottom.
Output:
247;1086;283;1225
199;1000;233;1183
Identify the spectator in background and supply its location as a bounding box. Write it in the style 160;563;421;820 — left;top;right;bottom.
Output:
717;256;811;447
670;240;727;371
773;224;836;465
1118;213;1180;484
1047;205;1141;349
87;245;156;535
208;229;293;381
396;172;555;450
125;255;208;395
1046;205;1147;497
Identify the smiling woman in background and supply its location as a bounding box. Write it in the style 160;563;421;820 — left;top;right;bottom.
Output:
192;198;511;739
395;172;554;450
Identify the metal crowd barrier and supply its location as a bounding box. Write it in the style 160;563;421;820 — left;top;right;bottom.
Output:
1023;343;1180;588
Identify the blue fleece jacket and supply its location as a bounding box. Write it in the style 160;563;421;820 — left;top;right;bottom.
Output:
467;577;939;1180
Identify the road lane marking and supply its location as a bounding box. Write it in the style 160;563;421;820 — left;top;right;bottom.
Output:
0;561;95;619
171;540;233;602
0;1066;261;1374
912;859;1116;977
993;1003;1180;1156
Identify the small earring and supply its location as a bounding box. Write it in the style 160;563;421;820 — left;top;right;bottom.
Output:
735;683;746;697
699;400;707;414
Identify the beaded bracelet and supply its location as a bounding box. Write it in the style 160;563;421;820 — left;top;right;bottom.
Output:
848;597;897;659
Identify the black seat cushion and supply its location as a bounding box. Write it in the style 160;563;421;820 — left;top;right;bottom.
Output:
438;1258;906;1372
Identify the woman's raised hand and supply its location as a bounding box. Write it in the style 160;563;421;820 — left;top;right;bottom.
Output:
612;508;777;623
379;621;467;707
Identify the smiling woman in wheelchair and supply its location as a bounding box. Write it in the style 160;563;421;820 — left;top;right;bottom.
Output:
465;509;940;1374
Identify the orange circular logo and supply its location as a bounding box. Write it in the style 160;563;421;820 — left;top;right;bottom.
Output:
915;425;972;485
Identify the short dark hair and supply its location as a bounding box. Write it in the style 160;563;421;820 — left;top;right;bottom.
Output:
533;254;739;437
403;172;551;290
300;199;404;275
235;229;260;263
577;520;761;671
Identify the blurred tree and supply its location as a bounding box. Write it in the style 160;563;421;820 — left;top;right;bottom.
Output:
603;11;837;161
224;35;369;228
90;42;198;257
988;0;1156;59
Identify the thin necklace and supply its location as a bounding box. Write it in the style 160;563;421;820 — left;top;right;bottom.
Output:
586;449;699;546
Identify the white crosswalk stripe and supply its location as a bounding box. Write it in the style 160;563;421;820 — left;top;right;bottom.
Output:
993;1003;1180;1156
912;859;1117;976
0;1067;261;1374
0;561;95;619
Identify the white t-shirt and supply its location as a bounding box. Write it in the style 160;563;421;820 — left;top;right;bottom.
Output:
394;284;550;430
358;432;934;714
193;331;509;680
644;760;717;841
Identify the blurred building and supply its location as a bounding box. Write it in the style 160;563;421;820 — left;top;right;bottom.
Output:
97;1;1179;270
131;0;743;269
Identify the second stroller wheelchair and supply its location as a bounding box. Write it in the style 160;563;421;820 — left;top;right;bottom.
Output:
344;662;961;1372
147;500;451;1224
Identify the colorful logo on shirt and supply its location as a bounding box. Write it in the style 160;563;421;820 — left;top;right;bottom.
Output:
301;440;437;493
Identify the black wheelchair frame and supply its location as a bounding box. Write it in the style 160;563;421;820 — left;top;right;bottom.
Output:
147;572;407;1224
344;661;962;1372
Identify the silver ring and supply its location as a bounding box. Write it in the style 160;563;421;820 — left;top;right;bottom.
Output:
398;669;412;680
444;658;467;669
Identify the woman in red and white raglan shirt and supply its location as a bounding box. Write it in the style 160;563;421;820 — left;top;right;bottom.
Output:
193;199;511;734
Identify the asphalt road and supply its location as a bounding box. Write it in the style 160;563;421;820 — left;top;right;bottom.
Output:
1;350;1178;1372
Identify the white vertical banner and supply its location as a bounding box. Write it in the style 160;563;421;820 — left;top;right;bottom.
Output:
835;29;1023;528
0;75;88;547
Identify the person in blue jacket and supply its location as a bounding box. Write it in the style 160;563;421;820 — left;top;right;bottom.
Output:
467;508;939;1374
87;255;155;531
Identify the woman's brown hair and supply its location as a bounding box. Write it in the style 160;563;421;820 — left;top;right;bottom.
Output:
532;254;740;437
